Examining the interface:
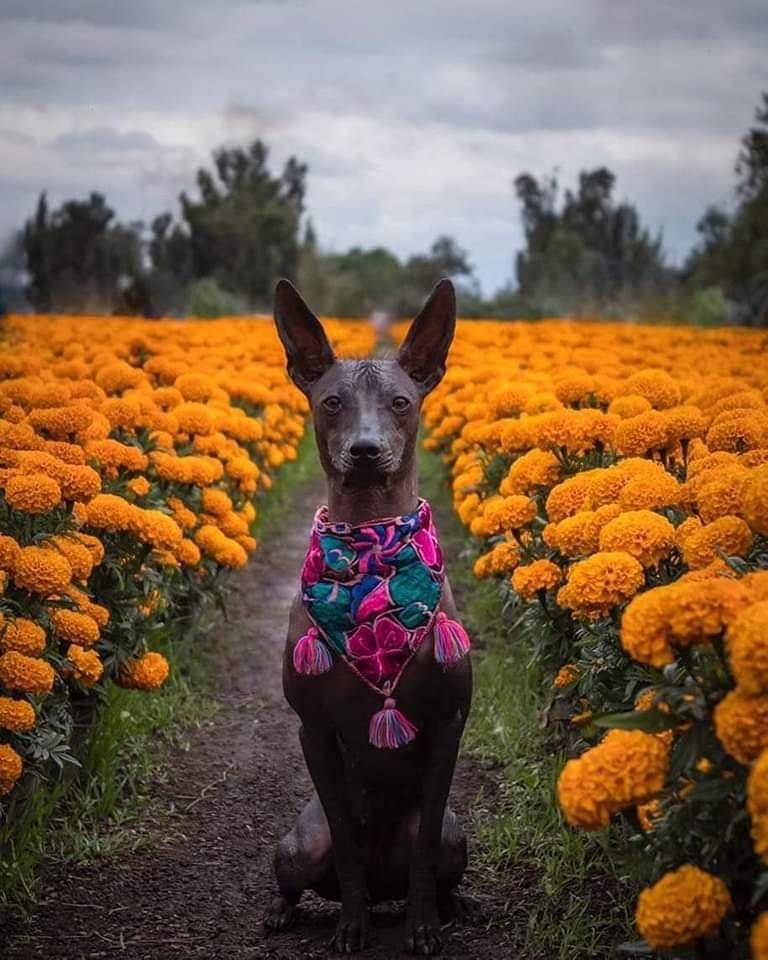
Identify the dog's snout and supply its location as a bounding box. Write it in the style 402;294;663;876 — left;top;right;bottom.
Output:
349;438;382;460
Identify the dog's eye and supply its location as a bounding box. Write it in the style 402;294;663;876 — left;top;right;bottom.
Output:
392;396;410;413
322;395;341;413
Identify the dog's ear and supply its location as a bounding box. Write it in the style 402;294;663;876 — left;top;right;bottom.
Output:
273;279;336;394
396;278;456;394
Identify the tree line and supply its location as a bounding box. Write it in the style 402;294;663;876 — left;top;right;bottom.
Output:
0;90;766;324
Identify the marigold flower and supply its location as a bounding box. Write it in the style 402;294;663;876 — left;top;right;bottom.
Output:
557;729;669;829
13;546;72;595
0;617;46;656
742;465;768;535
613;412;668;456
50;609;100;647
608;394;653;419
618;470;680;511
201;488;233;516
129;508;183;549
715;690;768;764
118;651;170;691
752;913;768;960
635;865;731;949
195;524;248;568
58;464;102;501
636;797;663;832
86;438;148;473
707;412;768;452
483;495;537;534
499;448;561;495
66;643;104;687
4;473;62;513
545;474;595;523
0;742;23;796
557;551;644;620
0;534;21;572
553;664;579;689
175;538;202;566
728;602;768;696
473;541;519;577
0;650;55;695
85;493;136;532
126;475;151;497
49;535;94;583
511;559;562;599
681;515;753;569
0;696;36;732
598;510;676;568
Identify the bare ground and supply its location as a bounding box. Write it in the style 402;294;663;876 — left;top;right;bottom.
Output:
1;476;524;960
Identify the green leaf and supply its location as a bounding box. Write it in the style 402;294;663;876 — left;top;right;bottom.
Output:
591;708;678;733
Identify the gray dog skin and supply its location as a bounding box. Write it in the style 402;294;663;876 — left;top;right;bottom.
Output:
265;279;473;955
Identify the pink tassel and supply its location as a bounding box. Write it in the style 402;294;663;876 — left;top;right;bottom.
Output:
433;612;471;667
369;697;418;749
293;626;333;675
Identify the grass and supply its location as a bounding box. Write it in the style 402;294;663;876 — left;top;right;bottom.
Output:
0;428;321;914
419;444;642;960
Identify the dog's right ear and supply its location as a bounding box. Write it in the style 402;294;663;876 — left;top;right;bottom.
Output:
273;279;336;394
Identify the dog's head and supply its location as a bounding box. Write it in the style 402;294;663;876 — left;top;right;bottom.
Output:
273;279;455;486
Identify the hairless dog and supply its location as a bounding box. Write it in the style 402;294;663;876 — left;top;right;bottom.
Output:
265;279;473;955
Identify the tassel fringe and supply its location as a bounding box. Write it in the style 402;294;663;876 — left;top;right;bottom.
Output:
293;626;333;675
433;612;471;667
369;697;418;749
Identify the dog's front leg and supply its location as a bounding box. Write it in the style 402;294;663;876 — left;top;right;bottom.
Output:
299;724;368;953
405;711;465;955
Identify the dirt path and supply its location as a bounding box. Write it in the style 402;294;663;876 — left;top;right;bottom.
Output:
3;475;517;960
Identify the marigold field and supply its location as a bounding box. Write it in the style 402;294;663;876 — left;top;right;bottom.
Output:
2;313;768;956
416;318;768;957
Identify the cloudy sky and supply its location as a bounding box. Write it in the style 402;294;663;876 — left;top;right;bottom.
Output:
0;0;765;293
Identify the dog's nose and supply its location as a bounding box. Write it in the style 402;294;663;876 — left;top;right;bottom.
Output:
350;438;381;460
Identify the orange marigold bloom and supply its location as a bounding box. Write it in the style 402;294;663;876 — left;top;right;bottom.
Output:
58;464;102;501
4;473;62;513
76;532;105;565
618;471;680;511
483;495;537;534
66;643;104;687
545;474;595;523
662;405;707;444
129;508;183;549
620;368;682;410
174;401;216;436
511;559;562;599
728;602;768;696
707;412;768;452
613;411;668;456
715;690;768;764
598;510;676;568
86;438;148;473
636;797;663;832
0;617;46;656
499;448;561;496
473;541;519;578
50;609;100;647
195;524;248;568
0;742;23;796
118;651;170;691
85;493;136;531
201;488;233;516
681;515;752;569
747;748;768;864
49;535;94;582
635;866;731;950
607;394;652;419
557;729;669;829
742;465;768;535
0;534;21;572
13;546;72;595
0;650;54;695
126;476;151;497
174;373;218;402
0;696;36;732
552;663;579;689
752;913;768;960
557;551;644;620
175;538;202;566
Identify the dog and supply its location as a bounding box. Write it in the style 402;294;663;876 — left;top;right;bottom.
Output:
265;278;473;955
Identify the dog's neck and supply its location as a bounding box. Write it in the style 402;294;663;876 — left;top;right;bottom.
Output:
325;455;419;525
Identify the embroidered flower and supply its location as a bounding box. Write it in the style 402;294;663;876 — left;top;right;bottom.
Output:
346;615;411;685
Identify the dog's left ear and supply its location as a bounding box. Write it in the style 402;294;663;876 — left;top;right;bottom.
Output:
274;279;336;394
396;278;456;394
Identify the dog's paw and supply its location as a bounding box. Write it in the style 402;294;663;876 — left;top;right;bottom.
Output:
264;895;298;932
437;890;482;925
329;913;369;953
405;920;443;955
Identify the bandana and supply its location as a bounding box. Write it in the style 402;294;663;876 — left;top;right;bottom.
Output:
294;498;470;748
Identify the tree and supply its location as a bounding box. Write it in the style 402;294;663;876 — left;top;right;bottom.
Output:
22;192;143;312
154;140;307;309
513;168;669;315
685;91;768;325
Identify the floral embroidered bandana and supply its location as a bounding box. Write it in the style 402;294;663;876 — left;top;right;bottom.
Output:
294;498;470;749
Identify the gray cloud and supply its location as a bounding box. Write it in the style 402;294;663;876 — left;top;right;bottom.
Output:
0;0;764;292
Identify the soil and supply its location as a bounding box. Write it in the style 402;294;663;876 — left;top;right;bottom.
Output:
2;476;523;960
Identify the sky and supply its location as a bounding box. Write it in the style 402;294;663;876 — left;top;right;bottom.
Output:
0;0;765;294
